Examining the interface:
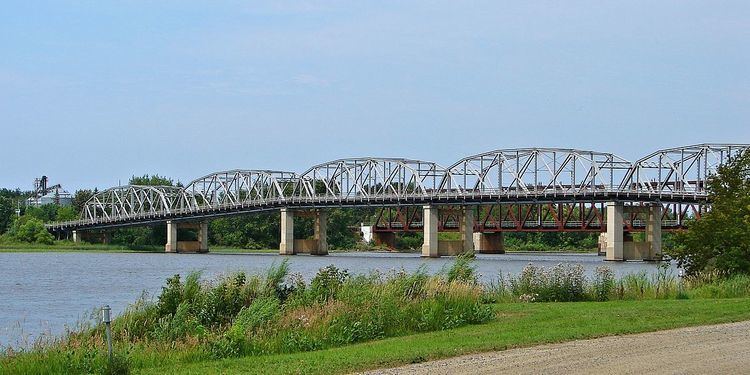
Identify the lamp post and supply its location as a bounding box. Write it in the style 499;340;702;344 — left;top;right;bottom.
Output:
102;305;113;362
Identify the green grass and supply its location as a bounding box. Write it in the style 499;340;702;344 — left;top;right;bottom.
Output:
141;298;750;375
0;241;162;253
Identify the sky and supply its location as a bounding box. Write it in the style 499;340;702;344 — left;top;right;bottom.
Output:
1;1;748;191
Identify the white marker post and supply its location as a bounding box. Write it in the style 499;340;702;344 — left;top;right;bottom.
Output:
102;305;113;362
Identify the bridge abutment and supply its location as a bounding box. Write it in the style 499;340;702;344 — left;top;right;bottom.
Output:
422;205;475;257
279;209;328;255
165;220;209;253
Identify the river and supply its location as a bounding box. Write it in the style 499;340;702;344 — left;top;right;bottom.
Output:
0;251;674;349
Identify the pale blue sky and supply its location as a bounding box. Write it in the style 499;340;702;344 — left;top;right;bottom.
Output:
1;1;748;191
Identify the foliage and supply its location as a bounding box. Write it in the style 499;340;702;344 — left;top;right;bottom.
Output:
1;216;54;244
24;204;59;222
56;205;77;221
503;232;598;252
128;174;176;187
669;149;750;276
72;189;95;214
0;196;14;234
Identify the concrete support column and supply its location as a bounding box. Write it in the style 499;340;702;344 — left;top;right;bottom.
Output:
422;205;439;257
198;222;209;253
605;202;624;261
165;220;178;253
474;232;505;254
460;207;475;253
311;210;328;255
72;230;81;243
279;208;295;255
646;204;663;260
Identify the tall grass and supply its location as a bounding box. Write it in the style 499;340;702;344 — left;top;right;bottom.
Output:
0;259;492;374
486;263;750;303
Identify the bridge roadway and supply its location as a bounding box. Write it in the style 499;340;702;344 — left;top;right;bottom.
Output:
47;144;748;260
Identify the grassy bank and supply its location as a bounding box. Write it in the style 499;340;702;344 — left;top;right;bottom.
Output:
3;258;750;374
147;298;750;375
0;241;162;253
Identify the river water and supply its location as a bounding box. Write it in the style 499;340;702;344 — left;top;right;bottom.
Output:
0;251;674;349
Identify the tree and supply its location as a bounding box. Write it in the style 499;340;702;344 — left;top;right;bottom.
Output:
24;204;58;222
669;150;750;275
4;216;54;244
56;205;78;221
0;197;14;234
129;174;175;186
72;189;95;214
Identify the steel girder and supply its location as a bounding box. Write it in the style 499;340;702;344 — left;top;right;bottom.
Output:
441;148;632;196
298;158;450;200
81;185;183;222
177;170;302;210
618;144;749;195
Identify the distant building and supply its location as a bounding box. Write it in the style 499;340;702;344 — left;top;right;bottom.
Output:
25;176;73;207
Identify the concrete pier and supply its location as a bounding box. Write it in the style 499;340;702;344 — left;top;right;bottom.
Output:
279;208;295;255
421;205;439;257
474;232;505;254
422;205;475;257
279;209;328;255
604;203;663;261
605;202;624;261
165;220;209;253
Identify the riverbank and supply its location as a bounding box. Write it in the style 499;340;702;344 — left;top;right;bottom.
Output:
141;298;750;374
0;242;597;255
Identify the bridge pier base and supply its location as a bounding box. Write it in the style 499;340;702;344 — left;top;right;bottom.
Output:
72;230;81;243
474;232;505;254
605;203;663;261
279;209;328;255
165;220;209;253
422;205;475;257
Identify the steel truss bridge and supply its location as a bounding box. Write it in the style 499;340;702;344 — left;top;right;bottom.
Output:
48;144;747;234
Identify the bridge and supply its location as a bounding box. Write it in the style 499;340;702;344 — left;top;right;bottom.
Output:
48;144;748;260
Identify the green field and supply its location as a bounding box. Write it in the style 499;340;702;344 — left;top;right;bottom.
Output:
142;298;750;374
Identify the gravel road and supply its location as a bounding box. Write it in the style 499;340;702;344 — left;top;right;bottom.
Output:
362;320;750;374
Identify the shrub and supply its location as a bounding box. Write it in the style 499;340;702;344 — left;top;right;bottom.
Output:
591;266;615;301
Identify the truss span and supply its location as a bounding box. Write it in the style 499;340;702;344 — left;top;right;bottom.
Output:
81;185;183;222
440;148;632;198
298;158;451;201
51;144;749;231
177;170;303;211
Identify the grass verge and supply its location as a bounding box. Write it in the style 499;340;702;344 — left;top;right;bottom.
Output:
143;298;750;374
